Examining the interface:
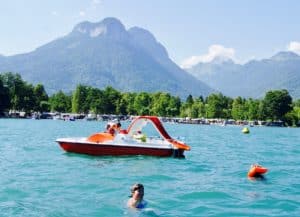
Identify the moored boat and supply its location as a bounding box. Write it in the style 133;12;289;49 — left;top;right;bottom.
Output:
56;116;190;157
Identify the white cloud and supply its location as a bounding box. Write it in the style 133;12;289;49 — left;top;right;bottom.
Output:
79;11;86;16
78;0;102;17
90;0;102;10
287;41;300;55
180;44;236;69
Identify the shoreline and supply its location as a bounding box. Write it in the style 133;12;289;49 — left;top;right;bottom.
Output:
1;112;297;127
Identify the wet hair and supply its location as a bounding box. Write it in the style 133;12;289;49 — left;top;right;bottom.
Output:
130;183;144;196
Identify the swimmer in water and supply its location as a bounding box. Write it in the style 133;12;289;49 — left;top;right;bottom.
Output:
127;183;147;209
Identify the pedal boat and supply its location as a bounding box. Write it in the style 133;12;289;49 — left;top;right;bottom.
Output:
56;116;190;157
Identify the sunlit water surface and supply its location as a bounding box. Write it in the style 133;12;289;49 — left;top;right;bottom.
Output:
0;119;299;216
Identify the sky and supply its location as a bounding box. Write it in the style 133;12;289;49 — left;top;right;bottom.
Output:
1;0;300;68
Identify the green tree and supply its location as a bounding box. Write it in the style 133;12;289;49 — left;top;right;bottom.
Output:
284;99;300;126
1;72;27;111
0;77;10;114
88;88;104;114
50;91;71;112
180;95;196;118
116;92;136;115
244;98;260;120
102;86;121;114
150;92;172;117
167;96;181;117
34;84;49;112
39;101;51;112
72;84;89;113
134;92;151;115
231;97;246;120
205;93;230;118
22;84;36;113
125;92;137;115
294;99;300;121
192;98;206;118
261;89;293;120
185;94;194;107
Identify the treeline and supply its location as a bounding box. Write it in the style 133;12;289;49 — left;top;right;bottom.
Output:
1;72;300;126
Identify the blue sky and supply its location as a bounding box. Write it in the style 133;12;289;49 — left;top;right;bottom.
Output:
1;0;300;67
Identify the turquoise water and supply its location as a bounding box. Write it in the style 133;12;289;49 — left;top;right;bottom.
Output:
0;119;299;217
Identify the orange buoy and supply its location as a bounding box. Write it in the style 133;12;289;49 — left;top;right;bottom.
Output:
247;164;268;177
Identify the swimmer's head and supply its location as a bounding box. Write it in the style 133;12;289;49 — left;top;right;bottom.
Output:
130;183;144;199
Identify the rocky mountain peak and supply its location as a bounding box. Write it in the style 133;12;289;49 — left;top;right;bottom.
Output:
210;56;235;65
0;17;212;98
129;27;168;59
271;51;300;61
72;17;126;38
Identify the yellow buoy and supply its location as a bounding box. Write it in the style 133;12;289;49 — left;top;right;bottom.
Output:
242;127;250;134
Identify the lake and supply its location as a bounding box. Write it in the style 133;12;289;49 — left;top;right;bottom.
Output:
0;119;299;216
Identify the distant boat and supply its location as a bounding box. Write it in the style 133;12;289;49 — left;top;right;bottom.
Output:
62;115;75;121
53;115;62;120
31;112;40;120
220;121;226;127
84;113;97;121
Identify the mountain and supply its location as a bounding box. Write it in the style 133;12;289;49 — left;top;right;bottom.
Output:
0;17;213;98
187;51;300;98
